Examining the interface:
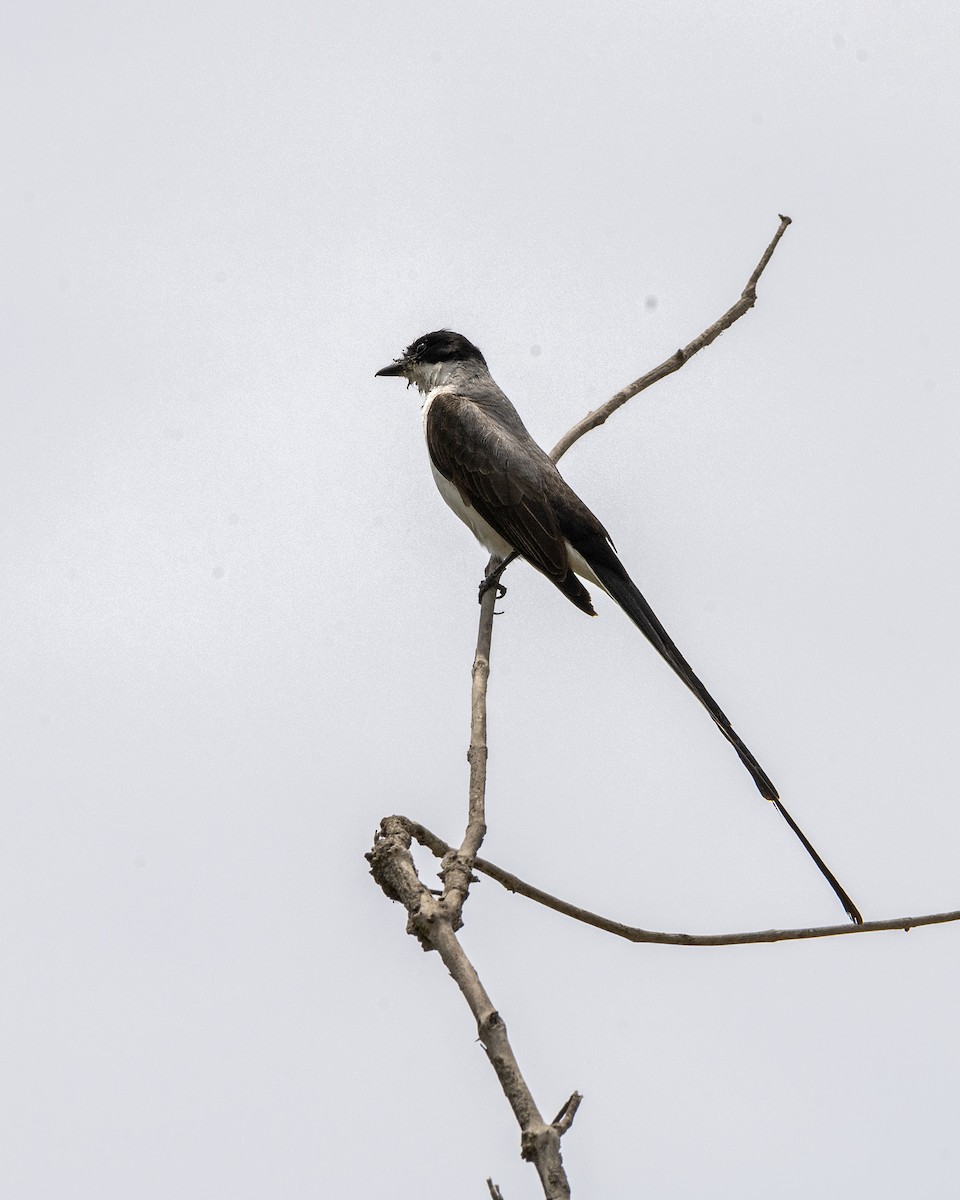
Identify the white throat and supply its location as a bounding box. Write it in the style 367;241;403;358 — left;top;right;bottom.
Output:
408;358;468;395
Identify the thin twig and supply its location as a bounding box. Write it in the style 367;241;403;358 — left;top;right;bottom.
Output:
549;214;792;463
407;818;960;946
487;1180;504;1200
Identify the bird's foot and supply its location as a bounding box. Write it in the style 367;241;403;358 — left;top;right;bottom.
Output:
478;550;517;605
478;574;507;604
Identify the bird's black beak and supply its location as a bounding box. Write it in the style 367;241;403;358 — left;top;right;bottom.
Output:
375;360;407;378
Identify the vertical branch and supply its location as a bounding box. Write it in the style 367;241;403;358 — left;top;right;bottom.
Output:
464;581;497;858
441;579;497;913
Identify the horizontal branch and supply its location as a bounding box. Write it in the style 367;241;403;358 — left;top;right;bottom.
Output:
407;819;960;947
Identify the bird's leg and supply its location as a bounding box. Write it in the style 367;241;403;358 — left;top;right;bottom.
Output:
478;560;507;603
478;552;517;604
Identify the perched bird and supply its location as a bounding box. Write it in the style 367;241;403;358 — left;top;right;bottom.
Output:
377;329;861;924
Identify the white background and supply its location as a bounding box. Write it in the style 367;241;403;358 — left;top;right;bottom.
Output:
3;2;959;1196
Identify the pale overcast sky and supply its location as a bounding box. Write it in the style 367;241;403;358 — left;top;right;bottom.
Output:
3;2;960;1196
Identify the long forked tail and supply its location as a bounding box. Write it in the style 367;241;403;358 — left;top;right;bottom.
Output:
590;557;862;925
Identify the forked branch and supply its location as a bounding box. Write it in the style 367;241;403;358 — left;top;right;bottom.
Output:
368;816;578;1200
370;215;797;1198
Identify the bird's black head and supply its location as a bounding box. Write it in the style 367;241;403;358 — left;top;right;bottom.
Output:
375;329;487;382
402;330;486;367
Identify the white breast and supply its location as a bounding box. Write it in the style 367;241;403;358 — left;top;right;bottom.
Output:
420;384;608;591
429;461;515;560
422;386;514;561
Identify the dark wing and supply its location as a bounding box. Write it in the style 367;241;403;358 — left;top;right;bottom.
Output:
426;391;596;613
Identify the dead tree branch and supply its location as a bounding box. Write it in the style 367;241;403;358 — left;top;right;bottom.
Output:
549;214;792;463
368;816;578;1199
370;215;796;1197
406;818;960;946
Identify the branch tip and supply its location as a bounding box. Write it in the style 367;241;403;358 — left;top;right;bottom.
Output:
552;1091;584;1135
549;213;793;463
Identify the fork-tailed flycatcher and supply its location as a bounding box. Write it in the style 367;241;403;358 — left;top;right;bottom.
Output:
377;329;861;924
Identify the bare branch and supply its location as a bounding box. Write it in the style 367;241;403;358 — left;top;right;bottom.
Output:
549;214;792;463
371;217;798;1197
368;817;574;1199
487;1180;505;1200
436;581;498;918
551;1093;583;1136
407;819;960;947
462;583;496;862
